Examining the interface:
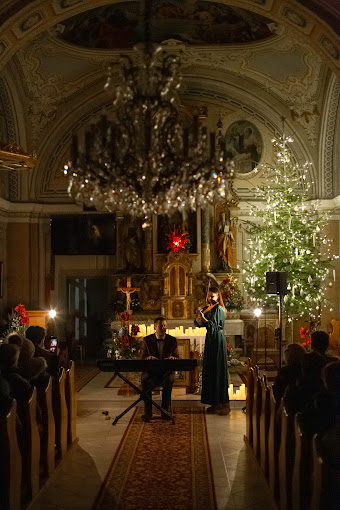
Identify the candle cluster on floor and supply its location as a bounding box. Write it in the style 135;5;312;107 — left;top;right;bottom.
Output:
228;383;246;400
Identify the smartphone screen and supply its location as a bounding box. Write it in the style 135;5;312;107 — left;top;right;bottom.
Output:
50;338;57;353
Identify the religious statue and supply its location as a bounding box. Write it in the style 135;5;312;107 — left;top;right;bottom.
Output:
123;225;142;270
216;211;237;271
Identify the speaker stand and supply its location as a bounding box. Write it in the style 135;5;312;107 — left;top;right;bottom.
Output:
278;294;283;368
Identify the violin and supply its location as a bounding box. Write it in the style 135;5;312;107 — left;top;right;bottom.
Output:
195;302;218;326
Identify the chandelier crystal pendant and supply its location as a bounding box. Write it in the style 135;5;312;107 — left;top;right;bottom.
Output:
64;4;234;217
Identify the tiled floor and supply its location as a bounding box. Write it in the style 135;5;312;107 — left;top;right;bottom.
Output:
28;372;278;510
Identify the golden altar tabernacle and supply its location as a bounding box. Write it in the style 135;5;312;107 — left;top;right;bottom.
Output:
161;252;196;320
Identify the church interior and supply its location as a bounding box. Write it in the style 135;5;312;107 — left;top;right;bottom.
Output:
0;1;339;509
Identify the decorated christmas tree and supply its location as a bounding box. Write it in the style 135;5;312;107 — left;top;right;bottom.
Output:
243;136;337;321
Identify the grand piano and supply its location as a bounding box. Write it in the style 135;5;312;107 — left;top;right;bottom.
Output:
97;358;198;425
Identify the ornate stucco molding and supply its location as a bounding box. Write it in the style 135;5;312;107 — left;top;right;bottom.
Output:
0;77;16;144
322;78;340;199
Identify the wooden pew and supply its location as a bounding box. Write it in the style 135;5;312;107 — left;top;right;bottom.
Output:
0;401;22;510
245;367;255;444
279;404;295;510
292;414;312;510
37;377;55;477
52;368;68;459
259;374;270;477
268;387;281;503
65;360;77;444
18;387;40;502
252;367;262;460
311;434;340;510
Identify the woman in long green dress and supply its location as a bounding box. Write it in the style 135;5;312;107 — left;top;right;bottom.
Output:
196;287;230;415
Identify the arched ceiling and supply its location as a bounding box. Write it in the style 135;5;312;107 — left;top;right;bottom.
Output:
0;0;339;204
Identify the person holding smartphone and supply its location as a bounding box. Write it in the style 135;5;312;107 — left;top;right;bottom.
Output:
26;326;60;377
49;338;58;353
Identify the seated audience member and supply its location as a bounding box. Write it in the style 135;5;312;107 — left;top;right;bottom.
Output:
18;336;49;388
311;330;339;363
299;361;340;438
26;325;60;377
58;341;69;369
6;332;24;349
0;343;32;404
283;351;326;415
141;316;179;421
0;369;12;419
321;421;340;470
7;332;49;387
273;343;306;401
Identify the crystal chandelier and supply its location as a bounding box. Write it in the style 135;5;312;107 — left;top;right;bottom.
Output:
64;2;234;218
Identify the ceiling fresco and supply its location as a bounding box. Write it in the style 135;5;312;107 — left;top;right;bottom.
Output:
58;1;274;49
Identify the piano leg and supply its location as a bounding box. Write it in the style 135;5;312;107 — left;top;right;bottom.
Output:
111;372;175;425
112;396;143;425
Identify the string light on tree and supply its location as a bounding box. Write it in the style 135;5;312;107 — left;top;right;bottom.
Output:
243;135;338;321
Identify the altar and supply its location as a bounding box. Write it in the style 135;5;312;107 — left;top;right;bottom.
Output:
110;318;244;352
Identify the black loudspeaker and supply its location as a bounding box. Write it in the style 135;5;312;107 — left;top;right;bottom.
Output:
266;271;287;295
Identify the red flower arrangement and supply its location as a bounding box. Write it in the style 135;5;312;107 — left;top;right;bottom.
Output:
220;276;243;311
108;323;141;359
14;304;29;325
165;227;189;253
3;303;30;338
120;311;131;322
300;327;311;346
131;324;140;335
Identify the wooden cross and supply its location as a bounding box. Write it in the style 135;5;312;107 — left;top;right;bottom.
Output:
117;277;140;314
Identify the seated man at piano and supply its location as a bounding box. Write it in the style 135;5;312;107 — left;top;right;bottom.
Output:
141;316;179;421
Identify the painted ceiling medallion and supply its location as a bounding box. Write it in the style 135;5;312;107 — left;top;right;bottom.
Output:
58;0;274;49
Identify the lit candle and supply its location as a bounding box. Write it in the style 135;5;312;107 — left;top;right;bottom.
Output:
333;270;336;282
240;384;246;399
295;248;298;258
229;384;233;399
288;217;291;229
313;233;316;247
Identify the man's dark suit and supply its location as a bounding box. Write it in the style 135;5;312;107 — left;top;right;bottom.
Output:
141;333;179;418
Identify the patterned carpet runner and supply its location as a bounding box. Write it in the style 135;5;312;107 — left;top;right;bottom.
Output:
93;407;216;510
74;362;100;392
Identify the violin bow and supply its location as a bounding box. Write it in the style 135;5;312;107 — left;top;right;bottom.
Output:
205;279;211;304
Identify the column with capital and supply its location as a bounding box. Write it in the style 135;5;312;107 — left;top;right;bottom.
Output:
143;220;153;273
201;207;211;272
116;212;124;270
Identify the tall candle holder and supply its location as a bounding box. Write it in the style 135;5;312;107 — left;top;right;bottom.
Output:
194;353;204;394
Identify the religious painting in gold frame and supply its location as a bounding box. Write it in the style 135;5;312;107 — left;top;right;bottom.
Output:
174;338;190;387
0;262;3;298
